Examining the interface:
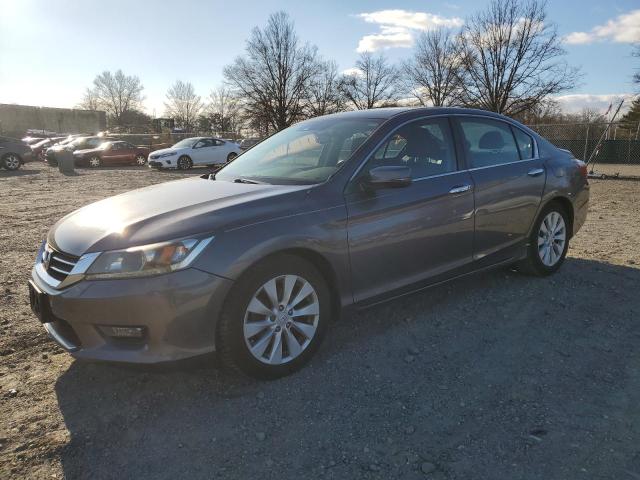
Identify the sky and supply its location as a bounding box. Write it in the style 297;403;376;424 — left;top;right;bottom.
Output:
0;0;638;116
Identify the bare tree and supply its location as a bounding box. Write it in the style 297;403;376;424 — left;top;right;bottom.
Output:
339;52;400;110
306;60;344;117
88;70;145;125
633;45;640;89
402;29;462;107
207;86;241;133
456;0;579;116
224;11;320;132
164;80;203;131
77;88;100;111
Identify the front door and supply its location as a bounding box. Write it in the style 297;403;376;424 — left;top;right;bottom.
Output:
345;117;475;303
454;116;546;263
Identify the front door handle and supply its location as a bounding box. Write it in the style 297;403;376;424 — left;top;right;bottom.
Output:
527;168;545;177
449;184;471;194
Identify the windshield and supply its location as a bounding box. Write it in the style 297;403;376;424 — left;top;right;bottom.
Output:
215;117;382;185
172;138;199;149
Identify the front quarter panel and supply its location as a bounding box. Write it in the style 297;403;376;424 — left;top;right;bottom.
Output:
192;187;353;308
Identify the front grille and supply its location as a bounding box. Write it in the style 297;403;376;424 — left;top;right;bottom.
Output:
44;247;79;281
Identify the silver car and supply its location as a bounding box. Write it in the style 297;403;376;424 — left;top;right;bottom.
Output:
28;108;589;379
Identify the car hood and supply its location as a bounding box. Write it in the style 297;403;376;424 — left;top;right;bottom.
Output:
150;147;180;157
48;177;310;256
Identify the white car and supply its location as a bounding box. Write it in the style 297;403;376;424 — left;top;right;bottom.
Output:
148;137;241;170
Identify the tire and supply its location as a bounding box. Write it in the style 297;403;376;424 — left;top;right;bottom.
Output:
134;154;147;166
517;202;570;276
217;254;331;379
177;155;192;170
88;156;101;168
226;152;238;162
2;153;21;171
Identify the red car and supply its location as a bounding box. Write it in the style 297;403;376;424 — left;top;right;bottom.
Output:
73;141;150;167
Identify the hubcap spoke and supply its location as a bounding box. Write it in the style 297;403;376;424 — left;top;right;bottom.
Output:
251;330;274;358
282;275;297;306
244;319;273;338
290;281;314;308
262;278;279;309
292;303;320;317
292;320;316;339
284;328;302;358
247;297;273;317
268;331;283;364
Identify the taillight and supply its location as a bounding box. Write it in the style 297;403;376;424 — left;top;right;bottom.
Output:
574;159;588;180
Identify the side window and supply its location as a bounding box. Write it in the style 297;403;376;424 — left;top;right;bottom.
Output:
195;139;212;148
366;118;457;179
511;127;534;159
458;118;520;168
214;139;224;146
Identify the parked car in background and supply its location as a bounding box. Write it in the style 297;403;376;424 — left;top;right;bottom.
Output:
148;137;241;170
22;136;45;145
28;107;589;379
45;136;114;166
0;136;33;170
239;137;262;150
31;137;67;161
73;141;149;167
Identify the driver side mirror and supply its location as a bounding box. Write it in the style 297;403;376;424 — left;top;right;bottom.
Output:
363;165;412;190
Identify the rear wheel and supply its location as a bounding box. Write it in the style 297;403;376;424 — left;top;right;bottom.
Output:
217;254;330;379
517;203;569;276
2;153;21;171
88;156;101;168
177;155;192;170
134;154;147;166
226;152;238;162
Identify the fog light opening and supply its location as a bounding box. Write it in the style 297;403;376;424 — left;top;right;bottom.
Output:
99;325;146;338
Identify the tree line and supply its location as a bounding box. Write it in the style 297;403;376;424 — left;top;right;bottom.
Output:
78;0;636;136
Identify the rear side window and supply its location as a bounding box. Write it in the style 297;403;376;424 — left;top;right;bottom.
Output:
366;117;457;179
511;127;534;159
458;118;520;168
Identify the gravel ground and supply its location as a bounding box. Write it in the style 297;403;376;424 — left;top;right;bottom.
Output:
1;164;639;480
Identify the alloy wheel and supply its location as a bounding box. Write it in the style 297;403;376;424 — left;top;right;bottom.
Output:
89;156;101;168
538;211;566;267
243;274;320;365
135;155;146;165
3;154;20;170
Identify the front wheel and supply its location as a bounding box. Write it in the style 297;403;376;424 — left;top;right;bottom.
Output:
226;152;238;162
517;203;570;276
217;254;330;379
2;154;21;171
134;155;147;166
177;156;192;170
88;156;101;168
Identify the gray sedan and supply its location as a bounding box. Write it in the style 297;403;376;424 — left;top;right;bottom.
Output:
28;107;589;378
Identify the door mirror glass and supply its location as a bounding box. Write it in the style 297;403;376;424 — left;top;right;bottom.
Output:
365;166;412;189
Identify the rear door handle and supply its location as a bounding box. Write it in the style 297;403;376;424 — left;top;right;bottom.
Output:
449;185;471;194
527;168;545;177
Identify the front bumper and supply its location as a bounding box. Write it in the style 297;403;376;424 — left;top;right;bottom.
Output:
148;158;176;168
31;267;233;363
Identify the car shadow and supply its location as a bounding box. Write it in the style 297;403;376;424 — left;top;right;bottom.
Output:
55;257;640;479
0;168;41;177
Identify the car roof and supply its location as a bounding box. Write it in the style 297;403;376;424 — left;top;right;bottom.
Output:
323;106;521;123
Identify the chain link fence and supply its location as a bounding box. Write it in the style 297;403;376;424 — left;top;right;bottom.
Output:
528;122;640;165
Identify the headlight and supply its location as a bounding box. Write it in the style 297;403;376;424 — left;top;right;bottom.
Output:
85;236;213;279
157;151;176;158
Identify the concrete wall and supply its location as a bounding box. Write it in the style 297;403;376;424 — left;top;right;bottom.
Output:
0;104;107;137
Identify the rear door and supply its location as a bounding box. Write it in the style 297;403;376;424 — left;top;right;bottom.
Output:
345;117;475;303
454;116;545;263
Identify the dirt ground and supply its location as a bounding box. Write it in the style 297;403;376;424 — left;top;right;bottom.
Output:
1;163;639;480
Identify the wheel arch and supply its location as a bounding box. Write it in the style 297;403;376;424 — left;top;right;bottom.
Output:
543;196;575;238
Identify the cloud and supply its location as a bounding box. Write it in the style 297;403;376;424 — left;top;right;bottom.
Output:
553;93;634;114
564;9;640;45
354;9;463;52
341;67;363;77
